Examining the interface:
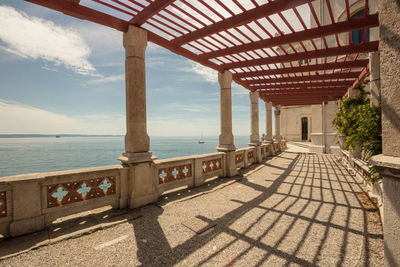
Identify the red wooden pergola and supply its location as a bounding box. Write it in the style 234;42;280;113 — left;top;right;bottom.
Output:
25;0;378;106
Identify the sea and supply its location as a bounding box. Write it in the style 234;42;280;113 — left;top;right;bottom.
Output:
0;136;251;178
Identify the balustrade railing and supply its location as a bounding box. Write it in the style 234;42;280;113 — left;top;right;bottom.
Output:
0;138;286;238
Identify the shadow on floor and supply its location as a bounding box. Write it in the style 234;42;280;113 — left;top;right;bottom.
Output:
128;153;383;266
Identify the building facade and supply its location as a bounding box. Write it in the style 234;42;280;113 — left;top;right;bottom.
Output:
279;0;379;154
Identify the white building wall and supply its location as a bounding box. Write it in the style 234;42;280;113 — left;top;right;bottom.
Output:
280;105;311;142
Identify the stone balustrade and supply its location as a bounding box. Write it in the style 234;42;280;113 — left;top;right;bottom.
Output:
339;150;383;222
0;165;124;237
155;152;225;195
0;139;286;238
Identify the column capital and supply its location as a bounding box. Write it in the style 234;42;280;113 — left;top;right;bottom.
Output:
123;25;147;58
274;109;280;116
265;101;272;111
249;91;259;103
218;70;232;88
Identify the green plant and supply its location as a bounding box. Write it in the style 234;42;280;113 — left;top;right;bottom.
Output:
333;86;382;160
365;165;380;185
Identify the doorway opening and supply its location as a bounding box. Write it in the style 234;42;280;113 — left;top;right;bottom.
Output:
301;117;308;141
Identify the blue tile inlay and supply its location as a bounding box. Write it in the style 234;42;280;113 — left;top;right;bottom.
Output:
77;183;91;197
52;187;68;201
172;168;179;178
159;170;167;182
182;166;189;176
99;179;112;193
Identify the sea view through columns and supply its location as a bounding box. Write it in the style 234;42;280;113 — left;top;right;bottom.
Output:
0;135;251;177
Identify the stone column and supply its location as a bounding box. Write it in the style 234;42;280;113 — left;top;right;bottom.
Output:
275;108;281;142
264;101;274;155
309;104;325;154
265;101;273;142
249;91;262;162
118;25;157;208
370;1;400;266
217;71;237;177
369;52;381;106
274;108;281;153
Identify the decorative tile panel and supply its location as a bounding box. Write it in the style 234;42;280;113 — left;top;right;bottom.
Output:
159;164;192;184
0;192;6;217
235;154;243;164
47;177;116;208
248;151;254;159
202;158;222;174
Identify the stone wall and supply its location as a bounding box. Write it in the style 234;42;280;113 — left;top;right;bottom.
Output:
280;105;311;141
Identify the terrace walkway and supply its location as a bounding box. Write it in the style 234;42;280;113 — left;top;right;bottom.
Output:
0;152;383;266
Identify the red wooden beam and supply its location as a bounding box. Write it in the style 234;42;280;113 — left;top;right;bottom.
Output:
351;66;369;89
274;100;332;106
263;94;344;100
222;41;379;69
235;60;368;78
270;97;336;102
25;0;130;31
203;14;379;59
259;89;347;95
247;72;359;84
171;0;312;45
252;81;353;90
23;0;252;91
130;0;175;26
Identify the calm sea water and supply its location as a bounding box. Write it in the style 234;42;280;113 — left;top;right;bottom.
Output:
0;136;251;177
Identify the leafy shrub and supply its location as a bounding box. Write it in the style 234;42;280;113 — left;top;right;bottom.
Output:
333;87;382;159
333;87;382;184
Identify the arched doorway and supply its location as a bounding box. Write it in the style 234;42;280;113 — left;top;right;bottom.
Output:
301;117;308;141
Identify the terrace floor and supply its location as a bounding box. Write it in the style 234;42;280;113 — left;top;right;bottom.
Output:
0;151;383;266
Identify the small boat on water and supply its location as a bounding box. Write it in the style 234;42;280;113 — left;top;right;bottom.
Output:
198;135;205;144
56;135;61;138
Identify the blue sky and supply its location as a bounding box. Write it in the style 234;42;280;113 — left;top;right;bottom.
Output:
0;1;272;137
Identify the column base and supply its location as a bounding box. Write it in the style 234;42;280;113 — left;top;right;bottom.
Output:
370;154;400;267
217;145;236;152
262;141;274;156
309;145;325;154
329;145;341;155
10;215;45;237
225;150;238;177
249;143;262;163
118;151;156;165
127;161;158;209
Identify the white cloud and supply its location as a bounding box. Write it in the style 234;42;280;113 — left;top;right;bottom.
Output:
0;5;96;75
179;61;249;97
0;99;124;135
87;74;124;84
188;62;218;83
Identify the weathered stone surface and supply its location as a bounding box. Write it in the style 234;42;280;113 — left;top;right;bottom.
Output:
265;101;273;142
379;0;400;157
249;91;260;145
0;153;383;266
122;25;150;157
274;108;281;142
217;71;235;151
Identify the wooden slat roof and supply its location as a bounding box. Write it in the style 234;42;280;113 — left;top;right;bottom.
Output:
25;0;379;106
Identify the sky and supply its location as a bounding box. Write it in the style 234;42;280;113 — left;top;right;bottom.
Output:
0;0;274;137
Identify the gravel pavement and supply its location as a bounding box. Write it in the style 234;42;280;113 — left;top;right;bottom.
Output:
0;152;383;266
